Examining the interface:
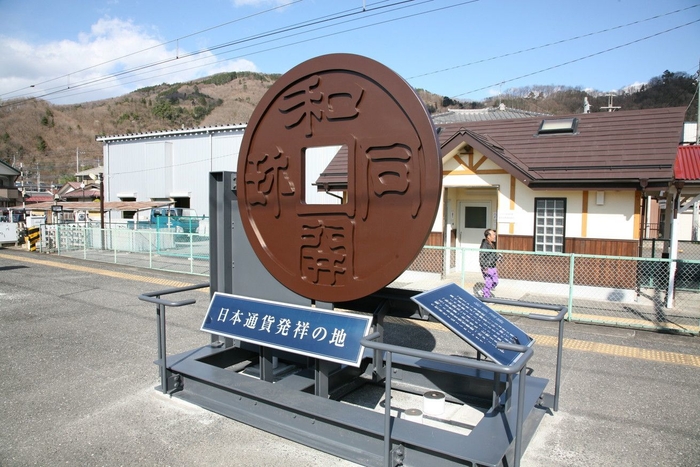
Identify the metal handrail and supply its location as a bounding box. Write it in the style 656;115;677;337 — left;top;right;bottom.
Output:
482;297;567;412
138;282;210;393
361;332;534;467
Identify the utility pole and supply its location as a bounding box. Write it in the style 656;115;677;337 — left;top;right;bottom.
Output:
696;59;699;144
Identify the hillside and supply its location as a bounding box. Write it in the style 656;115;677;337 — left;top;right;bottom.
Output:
0;69;696;188
0;71;279;187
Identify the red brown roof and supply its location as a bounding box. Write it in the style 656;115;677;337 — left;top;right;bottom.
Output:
316;106;686;191
438;106;686;189
674;145;700;180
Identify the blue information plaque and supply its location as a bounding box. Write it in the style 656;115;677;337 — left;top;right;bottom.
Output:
201;292;372;367
411;283;533;366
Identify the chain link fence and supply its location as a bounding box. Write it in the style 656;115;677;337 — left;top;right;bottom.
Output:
40;224;209;276
35;225;700;335
398;246;700;335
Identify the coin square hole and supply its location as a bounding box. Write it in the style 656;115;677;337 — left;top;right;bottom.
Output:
303;145;348;205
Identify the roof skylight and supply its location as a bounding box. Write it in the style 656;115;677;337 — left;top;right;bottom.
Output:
537;118;578;135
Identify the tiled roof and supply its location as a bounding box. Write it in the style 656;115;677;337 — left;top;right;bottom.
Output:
315;107;686;191
436;106;686;188
24;194;54;204
674;145;700;180
431;105;549;124
62;188;101;199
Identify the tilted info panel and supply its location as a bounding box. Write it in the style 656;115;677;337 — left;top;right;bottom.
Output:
411;283;533;366
202;292;372;367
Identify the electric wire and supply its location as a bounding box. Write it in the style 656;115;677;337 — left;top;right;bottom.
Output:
3;2;694;107
43;6;700;107
408;4;699;80
0;0;424;105
3;1;698;183
28;0;447;104
0;0;304;98
451;18;700;99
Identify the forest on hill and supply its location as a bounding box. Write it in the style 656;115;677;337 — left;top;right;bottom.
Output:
0;69;696;188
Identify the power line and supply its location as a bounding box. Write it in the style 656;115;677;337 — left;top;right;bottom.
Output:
408;5;699;81
451;18;700;99
40;0;448;103
0;0;425;105
0;0;304;99
55;5;698;107
2;1;694;111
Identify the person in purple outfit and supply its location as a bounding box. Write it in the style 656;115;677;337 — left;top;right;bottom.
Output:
479;229;500;298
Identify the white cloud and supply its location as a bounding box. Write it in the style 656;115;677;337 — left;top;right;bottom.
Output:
0;17;258;105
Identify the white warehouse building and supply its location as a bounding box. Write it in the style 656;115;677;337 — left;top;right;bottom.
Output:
97;125;246;219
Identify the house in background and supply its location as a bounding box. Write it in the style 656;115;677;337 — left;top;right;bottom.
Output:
0;159;21;209
316;106;687;281
96;124;355;221
434;107;686;267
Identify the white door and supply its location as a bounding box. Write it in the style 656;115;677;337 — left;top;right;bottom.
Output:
458;201;491;272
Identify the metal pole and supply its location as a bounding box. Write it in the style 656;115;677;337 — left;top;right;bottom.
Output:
189;232;194;274
567;254;575;320
156;301;167;394
696;59;699;145
383;351;392;467
513;364;527;467
554;314;564;412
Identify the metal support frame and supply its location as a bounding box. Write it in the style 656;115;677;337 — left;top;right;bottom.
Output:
482;297;567;411
138;282;209;393
362;332;535;467
142;309;546;467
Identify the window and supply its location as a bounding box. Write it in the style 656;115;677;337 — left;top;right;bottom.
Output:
464;206;487;229
535;198;565;252
120;196;136;219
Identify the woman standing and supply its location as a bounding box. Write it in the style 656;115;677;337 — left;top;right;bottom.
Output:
479;229;499;298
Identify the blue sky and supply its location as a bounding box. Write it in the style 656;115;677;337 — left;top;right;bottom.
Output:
1;0;698;106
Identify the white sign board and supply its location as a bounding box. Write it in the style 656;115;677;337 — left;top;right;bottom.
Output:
0;223;19;244
497;211;516;223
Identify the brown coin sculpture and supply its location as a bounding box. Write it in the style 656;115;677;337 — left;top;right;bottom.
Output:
237;54;442;302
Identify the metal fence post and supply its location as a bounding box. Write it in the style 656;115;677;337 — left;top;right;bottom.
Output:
189;232;194;274
568;254;575;321
383;350;392;467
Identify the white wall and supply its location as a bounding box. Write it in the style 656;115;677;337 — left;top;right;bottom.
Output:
585;190;636;239
103;127;245;218
442;149;640;242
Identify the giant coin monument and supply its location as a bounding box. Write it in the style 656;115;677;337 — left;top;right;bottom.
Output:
237;54;442;302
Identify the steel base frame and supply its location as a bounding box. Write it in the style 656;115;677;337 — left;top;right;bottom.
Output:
161;342;548;467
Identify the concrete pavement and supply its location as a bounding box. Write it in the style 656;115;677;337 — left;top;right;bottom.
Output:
1;247;699;466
